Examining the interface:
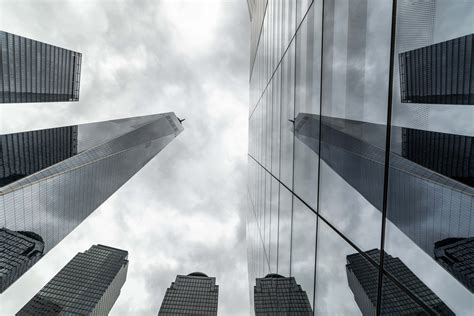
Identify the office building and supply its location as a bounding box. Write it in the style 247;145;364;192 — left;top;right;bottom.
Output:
401;127;473;186
346;249;454;315
0;126;78;187
0;112;183;292
434;237;474;292
399;34;474;105
158;272;219;315
0;31;82;103
0;228;44;293
254;274;312;315
17;244;128;315
246;0;472;314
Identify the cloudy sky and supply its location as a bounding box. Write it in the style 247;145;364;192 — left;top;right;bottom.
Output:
0;0;250;314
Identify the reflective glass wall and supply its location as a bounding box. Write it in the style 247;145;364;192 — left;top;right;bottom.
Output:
0;31;82;103
247;0;473;314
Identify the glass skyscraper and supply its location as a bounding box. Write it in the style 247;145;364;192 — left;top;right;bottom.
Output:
0;112;183;293
246;0;473;315
17;244;128;315
158;272;219;315
254;274;312;315
0;31;82;103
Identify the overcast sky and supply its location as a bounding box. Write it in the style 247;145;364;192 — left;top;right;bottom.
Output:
0;0;250;314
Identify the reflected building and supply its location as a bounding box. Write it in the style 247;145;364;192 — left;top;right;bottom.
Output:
347;249;454;315
254;274;312;315
294;113;473;280
0;112;183;293
0;31;82;103
434;237;474;292
17;244;128;315
158;272;219;315
399;34;474;105
246;0;473;314
0;228;44;293
401;128;473;186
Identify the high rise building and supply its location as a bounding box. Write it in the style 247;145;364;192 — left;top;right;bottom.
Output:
399;34;474;105
254;274;312;315
293;113;473;261
346;249;454;315
0;112;183;292
0;126;78;187
401;127;473;186
434;237;474;292
158;272;219;315
246;0;472;314
0;228;44;293
0;31;82;103
17;244;128;315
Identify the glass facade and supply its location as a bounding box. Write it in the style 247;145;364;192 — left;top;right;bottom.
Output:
17;244;129;315
158;272;219;315
0;31;82;103
254;274;312;315
399;34;473;105
246;1;473;315
0;112;183;293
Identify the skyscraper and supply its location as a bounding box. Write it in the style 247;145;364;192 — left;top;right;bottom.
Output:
346;249;454;315
17;244;128;315
0;126;78;187
246;0;472;314
158;272;219;315
434;237;474;292
0;31;82;103
293;113;473;262
254;274;312;315
0;112;183;292
399;34;474;105
0;228;44;293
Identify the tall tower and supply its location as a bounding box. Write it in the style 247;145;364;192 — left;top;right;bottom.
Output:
0;31;82;103
254;274;312;315
0;112;183;292
346;249;454;315
17;244;128;315
158;272;219;315
0;126;78;186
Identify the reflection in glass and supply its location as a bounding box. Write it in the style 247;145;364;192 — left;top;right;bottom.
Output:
0;113;183;293
295;113;473;278
315;219;365;314
254;274;312;315
277;185;292;277
399;34;474;105
291;198;316;308
434;237;474;292
348;249;454;315
0;228;44;292
388;0;474;300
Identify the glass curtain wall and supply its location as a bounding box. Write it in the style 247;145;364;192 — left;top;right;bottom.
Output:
247;0;473;314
